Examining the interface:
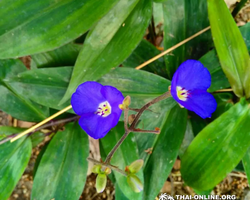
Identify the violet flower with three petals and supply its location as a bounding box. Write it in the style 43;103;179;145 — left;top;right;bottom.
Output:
171;60;217;118
71;81;124;139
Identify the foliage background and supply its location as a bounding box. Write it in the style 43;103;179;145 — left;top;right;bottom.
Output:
0;0;250;199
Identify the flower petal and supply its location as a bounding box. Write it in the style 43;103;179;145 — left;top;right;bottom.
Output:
178;90;217;119
171;60;211;91
78;112;119;139
71;81;105;115
101;85;124;115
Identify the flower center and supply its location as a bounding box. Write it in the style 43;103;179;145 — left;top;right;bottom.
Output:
95;101;112;117
176;86;189;101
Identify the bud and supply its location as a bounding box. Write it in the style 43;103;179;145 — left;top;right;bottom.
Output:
154;127;161;134
103;166;111;175
95;173;107;193
119;96;131;110
127;174;143;193
92;165;102;174
126;159;144;174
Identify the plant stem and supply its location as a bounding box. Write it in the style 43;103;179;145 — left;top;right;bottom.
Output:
123;108;129;132
88;157;127;176
0;115;79;145
129;91;171;130
104;91;171;164
10;105;73;142
132;129;160;134
104;129;131;164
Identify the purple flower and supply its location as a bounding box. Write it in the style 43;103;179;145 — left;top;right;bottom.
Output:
71;81;124;139
171;60;217;118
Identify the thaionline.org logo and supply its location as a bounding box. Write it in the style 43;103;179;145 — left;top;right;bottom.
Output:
159;193;237;200
159;193;175;200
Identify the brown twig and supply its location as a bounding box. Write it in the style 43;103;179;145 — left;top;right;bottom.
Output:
104;91;171;164
0;115;79;145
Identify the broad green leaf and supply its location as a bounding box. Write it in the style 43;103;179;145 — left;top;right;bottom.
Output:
31;43;81;69
189;112;207;136
154;0;169;3
60;0;153;104
7;67;73;111
212;93;234;119
115;183;129;200
7;67;175;126
199;22;250;93
0;59;48;121
0;126;32;200
163;0;212;78
30;131;45;148
199;50;230;92
0;0;119;58
8;66;176;158
31;122;89;200
143;105;187;200
179;120;194;158
242;147;250;185
123;39;167;77
100;123;144;200
153;2;164;26
207;0;250;98
99;68;176;156
181;98;250;191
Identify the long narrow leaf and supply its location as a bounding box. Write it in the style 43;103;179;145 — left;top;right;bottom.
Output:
207;0;250;97
60;0;152;104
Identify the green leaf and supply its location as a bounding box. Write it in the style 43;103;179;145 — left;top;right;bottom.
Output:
127;174;143;193
31;43;81;69
0;126;32;200
242;147;250;185
189;112;207;136
179;120;194;158
181;98;250;191
0;0;119;58
143;105;187;200
30;131;45;148
31;122;89;200
163;0;212;78
96;174;107;193
153;2;164;26
154;0;169;3
212;93;234;119
7;66;73;111
232;0;248;17
115;183;129;200
123;39;167;77
100;122;144;200
60;0;153;104
8;66;176;158
199;22;250;93
7;67;174;122
199;50;230;92
0;59;49;121
207;0;250;98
